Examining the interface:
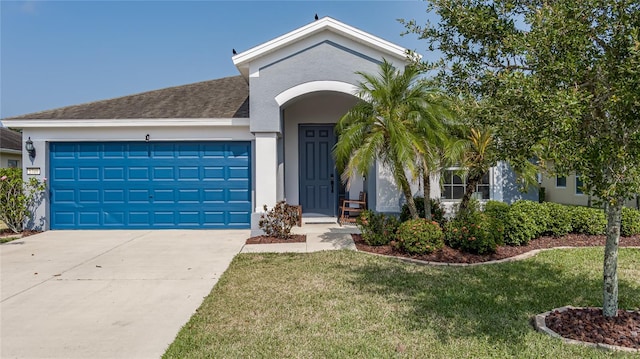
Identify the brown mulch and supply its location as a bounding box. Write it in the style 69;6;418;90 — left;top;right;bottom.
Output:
352;233;640;264
245;234;306;244
0;229;40;239
546;308;640;349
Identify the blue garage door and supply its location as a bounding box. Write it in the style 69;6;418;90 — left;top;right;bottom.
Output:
49;141;251;229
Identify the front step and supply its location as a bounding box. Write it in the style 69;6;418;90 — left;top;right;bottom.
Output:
302;216;338;224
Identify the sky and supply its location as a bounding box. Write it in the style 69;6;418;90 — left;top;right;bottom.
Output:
0;1;438;119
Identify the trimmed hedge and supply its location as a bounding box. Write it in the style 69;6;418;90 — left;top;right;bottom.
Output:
445;211;498;254
503;200;549;246
569;206;606;235
621;207;640;237
483;201;509;245
542;202;573;237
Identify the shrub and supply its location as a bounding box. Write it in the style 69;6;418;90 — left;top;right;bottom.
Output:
483;201;509;246
503;200;549;246
542;202;573;237
400;197;446;226
445;211;498;254
396;219;444;255
258;201;301;239
621;207;640;237
569;206;606;235
356;210;400;246
0;168;46;233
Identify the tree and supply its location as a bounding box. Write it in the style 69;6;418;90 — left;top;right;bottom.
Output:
458;128;497;213
333;60;451;220
404;0;640;317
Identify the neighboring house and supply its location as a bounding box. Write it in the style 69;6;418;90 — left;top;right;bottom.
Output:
541;173;639;209
2;17;534;231
0;127;22;168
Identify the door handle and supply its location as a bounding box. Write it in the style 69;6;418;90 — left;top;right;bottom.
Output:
330;174;334;193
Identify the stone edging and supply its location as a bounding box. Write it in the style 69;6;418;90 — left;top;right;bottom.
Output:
534;306;640;353
356;246;640;267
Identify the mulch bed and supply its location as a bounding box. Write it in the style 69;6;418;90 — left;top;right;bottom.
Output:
0;229;40;239
352;233;640;264
245;234;306;244
354;232;640;350
546;308;640;349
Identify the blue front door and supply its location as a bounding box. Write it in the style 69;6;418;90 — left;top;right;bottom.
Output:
299;125;337;217
49;141;251;229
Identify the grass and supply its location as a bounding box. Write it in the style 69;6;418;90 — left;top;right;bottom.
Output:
0;236;20;244
164;248;640;358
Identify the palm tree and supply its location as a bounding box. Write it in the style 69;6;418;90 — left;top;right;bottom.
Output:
333;60;451;220
458;127;496;213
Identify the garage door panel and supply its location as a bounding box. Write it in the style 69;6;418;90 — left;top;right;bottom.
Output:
50;141;251;229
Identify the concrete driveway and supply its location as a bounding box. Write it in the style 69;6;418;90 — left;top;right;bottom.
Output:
0;230;248;359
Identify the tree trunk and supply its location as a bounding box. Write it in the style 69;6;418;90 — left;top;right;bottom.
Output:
603;199;623;317
423;169;432;220
398;170;419;219
459;174;481;213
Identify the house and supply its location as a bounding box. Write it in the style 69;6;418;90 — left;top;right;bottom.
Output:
2;17;535;231
541;173;639;209
0;127;22;169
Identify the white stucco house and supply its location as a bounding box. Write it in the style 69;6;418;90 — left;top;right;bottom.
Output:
2;17;536;231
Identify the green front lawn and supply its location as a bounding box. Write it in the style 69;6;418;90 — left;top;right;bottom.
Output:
164;249;640;358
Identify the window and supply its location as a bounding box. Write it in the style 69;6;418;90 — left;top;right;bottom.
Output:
7;159;19;168
576;175;584;195
442;170;490;200
556;176;566;188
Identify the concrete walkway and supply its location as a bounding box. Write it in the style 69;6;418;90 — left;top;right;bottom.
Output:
240;222;358;253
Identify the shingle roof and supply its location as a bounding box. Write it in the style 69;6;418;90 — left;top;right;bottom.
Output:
3;75;249;120
0;127;22;151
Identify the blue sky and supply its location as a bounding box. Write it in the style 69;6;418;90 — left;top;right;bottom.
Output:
1;1;437;119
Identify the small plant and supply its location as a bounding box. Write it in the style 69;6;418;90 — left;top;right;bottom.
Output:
621;207;640;237
396;218;444;255
445;211;498;254
400;197;446;226
569;206;606;235
0;168;46;233
542;202;573;237
258;201;300;239
356;210;400;246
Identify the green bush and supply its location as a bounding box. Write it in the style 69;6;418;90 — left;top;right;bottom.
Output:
399;197;446;226
483;201;509;246
621;207;640;237
503;200;549;246
445;211;498;254
258;201;301;239
396;219;444;255
569;206;606;235
542;202;573;237
0;168;46;233
356;210;400;246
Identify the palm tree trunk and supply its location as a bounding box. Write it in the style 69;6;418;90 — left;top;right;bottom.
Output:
459;174;481;213
603;199;623;317
398;170;419;219
423;169;432;219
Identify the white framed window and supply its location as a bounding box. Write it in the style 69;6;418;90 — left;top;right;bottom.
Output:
442;169;490;200
556;175;567;188
8;159;19;168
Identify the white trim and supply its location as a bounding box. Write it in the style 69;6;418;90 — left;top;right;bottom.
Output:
275;81;358;106
1;118;250;128
0;148;22;155
233;17;408;75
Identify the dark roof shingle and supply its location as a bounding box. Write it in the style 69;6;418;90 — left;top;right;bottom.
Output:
4;75;249;120
0;127;22;151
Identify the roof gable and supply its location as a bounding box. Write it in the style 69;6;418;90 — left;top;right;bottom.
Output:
232;17;408;78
